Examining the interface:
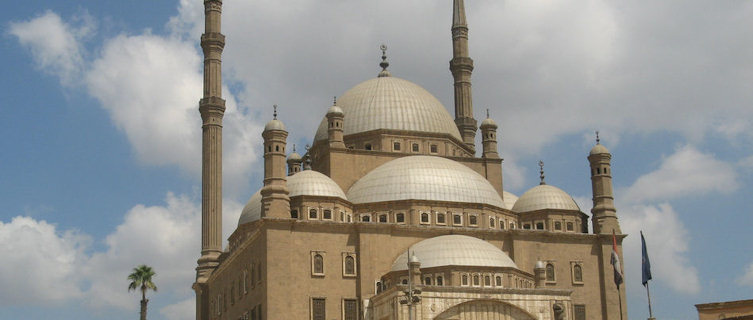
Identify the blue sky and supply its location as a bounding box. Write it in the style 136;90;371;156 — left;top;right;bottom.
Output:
2;1;753;319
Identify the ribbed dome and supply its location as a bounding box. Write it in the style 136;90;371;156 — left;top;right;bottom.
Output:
314;76;462;142
347;156;506;208
238;190;262;226
502;191;518;210
512;184;580;213
391;235;517;271
287;170;347;199
238;171;348;226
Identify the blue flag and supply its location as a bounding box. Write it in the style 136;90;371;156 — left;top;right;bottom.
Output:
641;231;652;286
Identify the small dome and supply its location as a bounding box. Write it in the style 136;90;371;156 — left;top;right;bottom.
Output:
264;119;286;131
287;170;347;200
590;143;610;155
347;156;506;209
238;190;262;226
314;76;462;142
327;105;343;116
480;117;497;128
391;235;517;271
502;191;518;210
535;260;546;269
512;184;580;213
238;171;348;226
287;152;302;161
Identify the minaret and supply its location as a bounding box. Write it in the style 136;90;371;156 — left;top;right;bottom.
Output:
196;0;225;283
589;132;621;234
327;97;345;149
261;106;291;218
480;109;499;159
450;0;477;152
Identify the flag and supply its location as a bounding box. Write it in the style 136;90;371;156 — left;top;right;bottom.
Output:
611;230;623;287
641;231;652;286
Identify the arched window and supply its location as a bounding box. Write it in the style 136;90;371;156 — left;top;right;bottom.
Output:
364;143;372;150
574;264;583;282
436;276;443;286
421;213;429;224
495;276;502;286
546;263;555;282
376;281;382;294
396;213;405;223
424;277;432;285
291;209;298;219
412;143;419;152
500;220;506;229
510;222;516;229
469;215;478;226
554;221;562;230
489;217;495;228
309;209;318;219
344;256;355;275
393;142;401;151
437;213;446;224
473;275;480;286
453;214;462;225
402;279;408;285
378;214;387;223
314;254;324;275
484;275;491;286
362;215;370;222
323;209;332;220
462;274;469;286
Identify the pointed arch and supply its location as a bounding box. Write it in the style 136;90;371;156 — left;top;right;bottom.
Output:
433;299;537;320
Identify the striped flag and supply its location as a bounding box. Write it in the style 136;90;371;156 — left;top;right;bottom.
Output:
611;230;623;287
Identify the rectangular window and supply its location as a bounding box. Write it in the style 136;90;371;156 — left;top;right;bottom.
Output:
436;213;446;224
453;214;462;226
393;142;401;151
420;212;430;224
523;223;531;230
469;215;478;226
312;298;326;320
323;209;332;220
430;144;438;153
574;304;586;320
412;143;419;152
554;221;562;230
378;214;387;223
309;209;318;219
343;299;358;320
536;221;545;230
396;213;405;223
566;222;574;231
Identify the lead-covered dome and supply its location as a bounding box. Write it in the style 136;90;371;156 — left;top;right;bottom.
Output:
347;156;505;208
238;171;347;226
391;235;517;271
314;76;462;142
502;191;518;210
512;184;580;213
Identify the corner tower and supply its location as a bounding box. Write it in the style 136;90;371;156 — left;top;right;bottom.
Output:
261;106;291;218
450;0;477;152
589;133;621;234
196;0;225;283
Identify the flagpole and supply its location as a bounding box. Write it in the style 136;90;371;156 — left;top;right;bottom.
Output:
618;283;624;320
646;281;655;320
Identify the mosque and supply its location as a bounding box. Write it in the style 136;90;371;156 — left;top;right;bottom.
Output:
192;1;627;319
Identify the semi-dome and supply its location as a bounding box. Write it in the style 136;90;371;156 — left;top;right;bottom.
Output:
347;156;506;208
314;76;462;142
512;184;580;213
238;171;347;225
502;191;518;210
286;170;347;199
391;235;517;271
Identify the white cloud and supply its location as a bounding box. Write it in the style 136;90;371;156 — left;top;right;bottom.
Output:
0;216;90;305
623;145;739;203
739;262;753;287
620;203;700;294
8;11;92;86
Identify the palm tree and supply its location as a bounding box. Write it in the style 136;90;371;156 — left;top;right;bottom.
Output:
128;265;157;320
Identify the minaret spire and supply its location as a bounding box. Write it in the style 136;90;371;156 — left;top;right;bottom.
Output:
378;44;391;77
195;0;225;318
538;160;546;185
450;0;477;153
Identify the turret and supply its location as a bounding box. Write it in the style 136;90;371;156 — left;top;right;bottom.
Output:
450;0;477;152
260;106;291;219
534;260;546;287
287;145;302;176
327;98;345;149
480;109;499;159
196;0;225;284
589;132;621;234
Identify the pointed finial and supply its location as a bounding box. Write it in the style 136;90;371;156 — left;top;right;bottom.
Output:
333;96;337;105
292;144;296;153
378;44;391;77
305;143;310;151
273;104;278;120
595;130;600;144
486;108;490;119
538;160;546;185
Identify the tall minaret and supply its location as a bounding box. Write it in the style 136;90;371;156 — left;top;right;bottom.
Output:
196;0;225;282
589;132;621;234
450;0;477;153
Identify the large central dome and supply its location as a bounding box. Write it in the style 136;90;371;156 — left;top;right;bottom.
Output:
314;76;462;142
